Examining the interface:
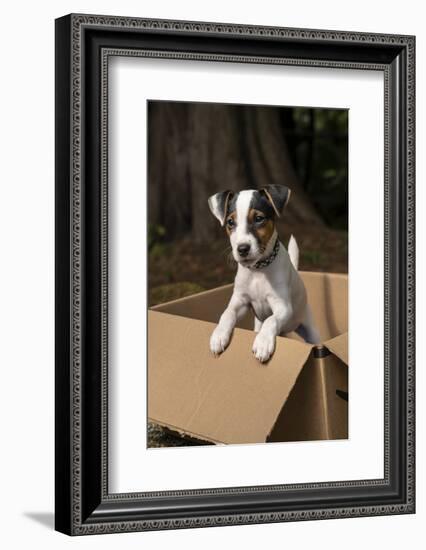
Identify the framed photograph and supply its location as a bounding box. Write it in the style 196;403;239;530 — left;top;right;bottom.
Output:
55;14;415;535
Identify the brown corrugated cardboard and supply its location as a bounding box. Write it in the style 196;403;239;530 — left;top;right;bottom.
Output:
325;333;348;365
268;354;348;442
148;271;348;445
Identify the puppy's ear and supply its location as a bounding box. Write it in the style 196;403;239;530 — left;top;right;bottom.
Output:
208;190;233;226
260;185;291;217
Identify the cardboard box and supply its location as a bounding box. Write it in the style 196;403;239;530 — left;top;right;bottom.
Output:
148;271;348;445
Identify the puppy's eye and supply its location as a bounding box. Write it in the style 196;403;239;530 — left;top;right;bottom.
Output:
226;218;235;228
254;215;265;224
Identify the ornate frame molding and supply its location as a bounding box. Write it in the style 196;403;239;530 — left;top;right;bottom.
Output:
55;14;415;535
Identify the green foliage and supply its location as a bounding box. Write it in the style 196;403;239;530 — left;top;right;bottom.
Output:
284;107;348;230
148;223;166;252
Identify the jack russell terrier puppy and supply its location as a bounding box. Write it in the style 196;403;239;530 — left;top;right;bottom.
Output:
208;185;320;363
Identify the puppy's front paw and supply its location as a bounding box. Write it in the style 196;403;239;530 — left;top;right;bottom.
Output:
210;326;231;356
252;332;275;363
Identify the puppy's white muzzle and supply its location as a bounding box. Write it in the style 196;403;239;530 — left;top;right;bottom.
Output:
231;231;261;265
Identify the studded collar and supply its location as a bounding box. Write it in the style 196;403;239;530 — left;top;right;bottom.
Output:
250;238;280;270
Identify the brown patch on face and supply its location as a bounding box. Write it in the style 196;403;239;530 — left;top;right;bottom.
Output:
225;211;237;237
248;209;275;249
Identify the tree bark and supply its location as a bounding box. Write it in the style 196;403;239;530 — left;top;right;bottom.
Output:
242;106;323;225
148;102;324;243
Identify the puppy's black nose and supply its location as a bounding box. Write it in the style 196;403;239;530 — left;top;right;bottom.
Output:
237;243;251;257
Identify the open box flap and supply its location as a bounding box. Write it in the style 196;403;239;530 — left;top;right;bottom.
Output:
324;332;348;365
300;271;348;341
148;310;313;444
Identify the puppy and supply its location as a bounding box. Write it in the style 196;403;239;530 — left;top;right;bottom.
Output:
208;185;320;363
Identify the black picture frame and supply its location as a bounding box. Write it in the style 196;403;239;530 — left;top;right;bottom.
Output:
55;13;415;535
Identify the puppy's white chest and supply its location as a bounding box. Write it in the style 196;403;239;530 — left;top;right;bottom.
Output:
246;274;274;321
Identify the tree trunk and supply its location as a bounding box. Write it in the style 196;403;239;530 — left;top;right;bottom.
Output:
148;102;324;243
242;106;323;226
